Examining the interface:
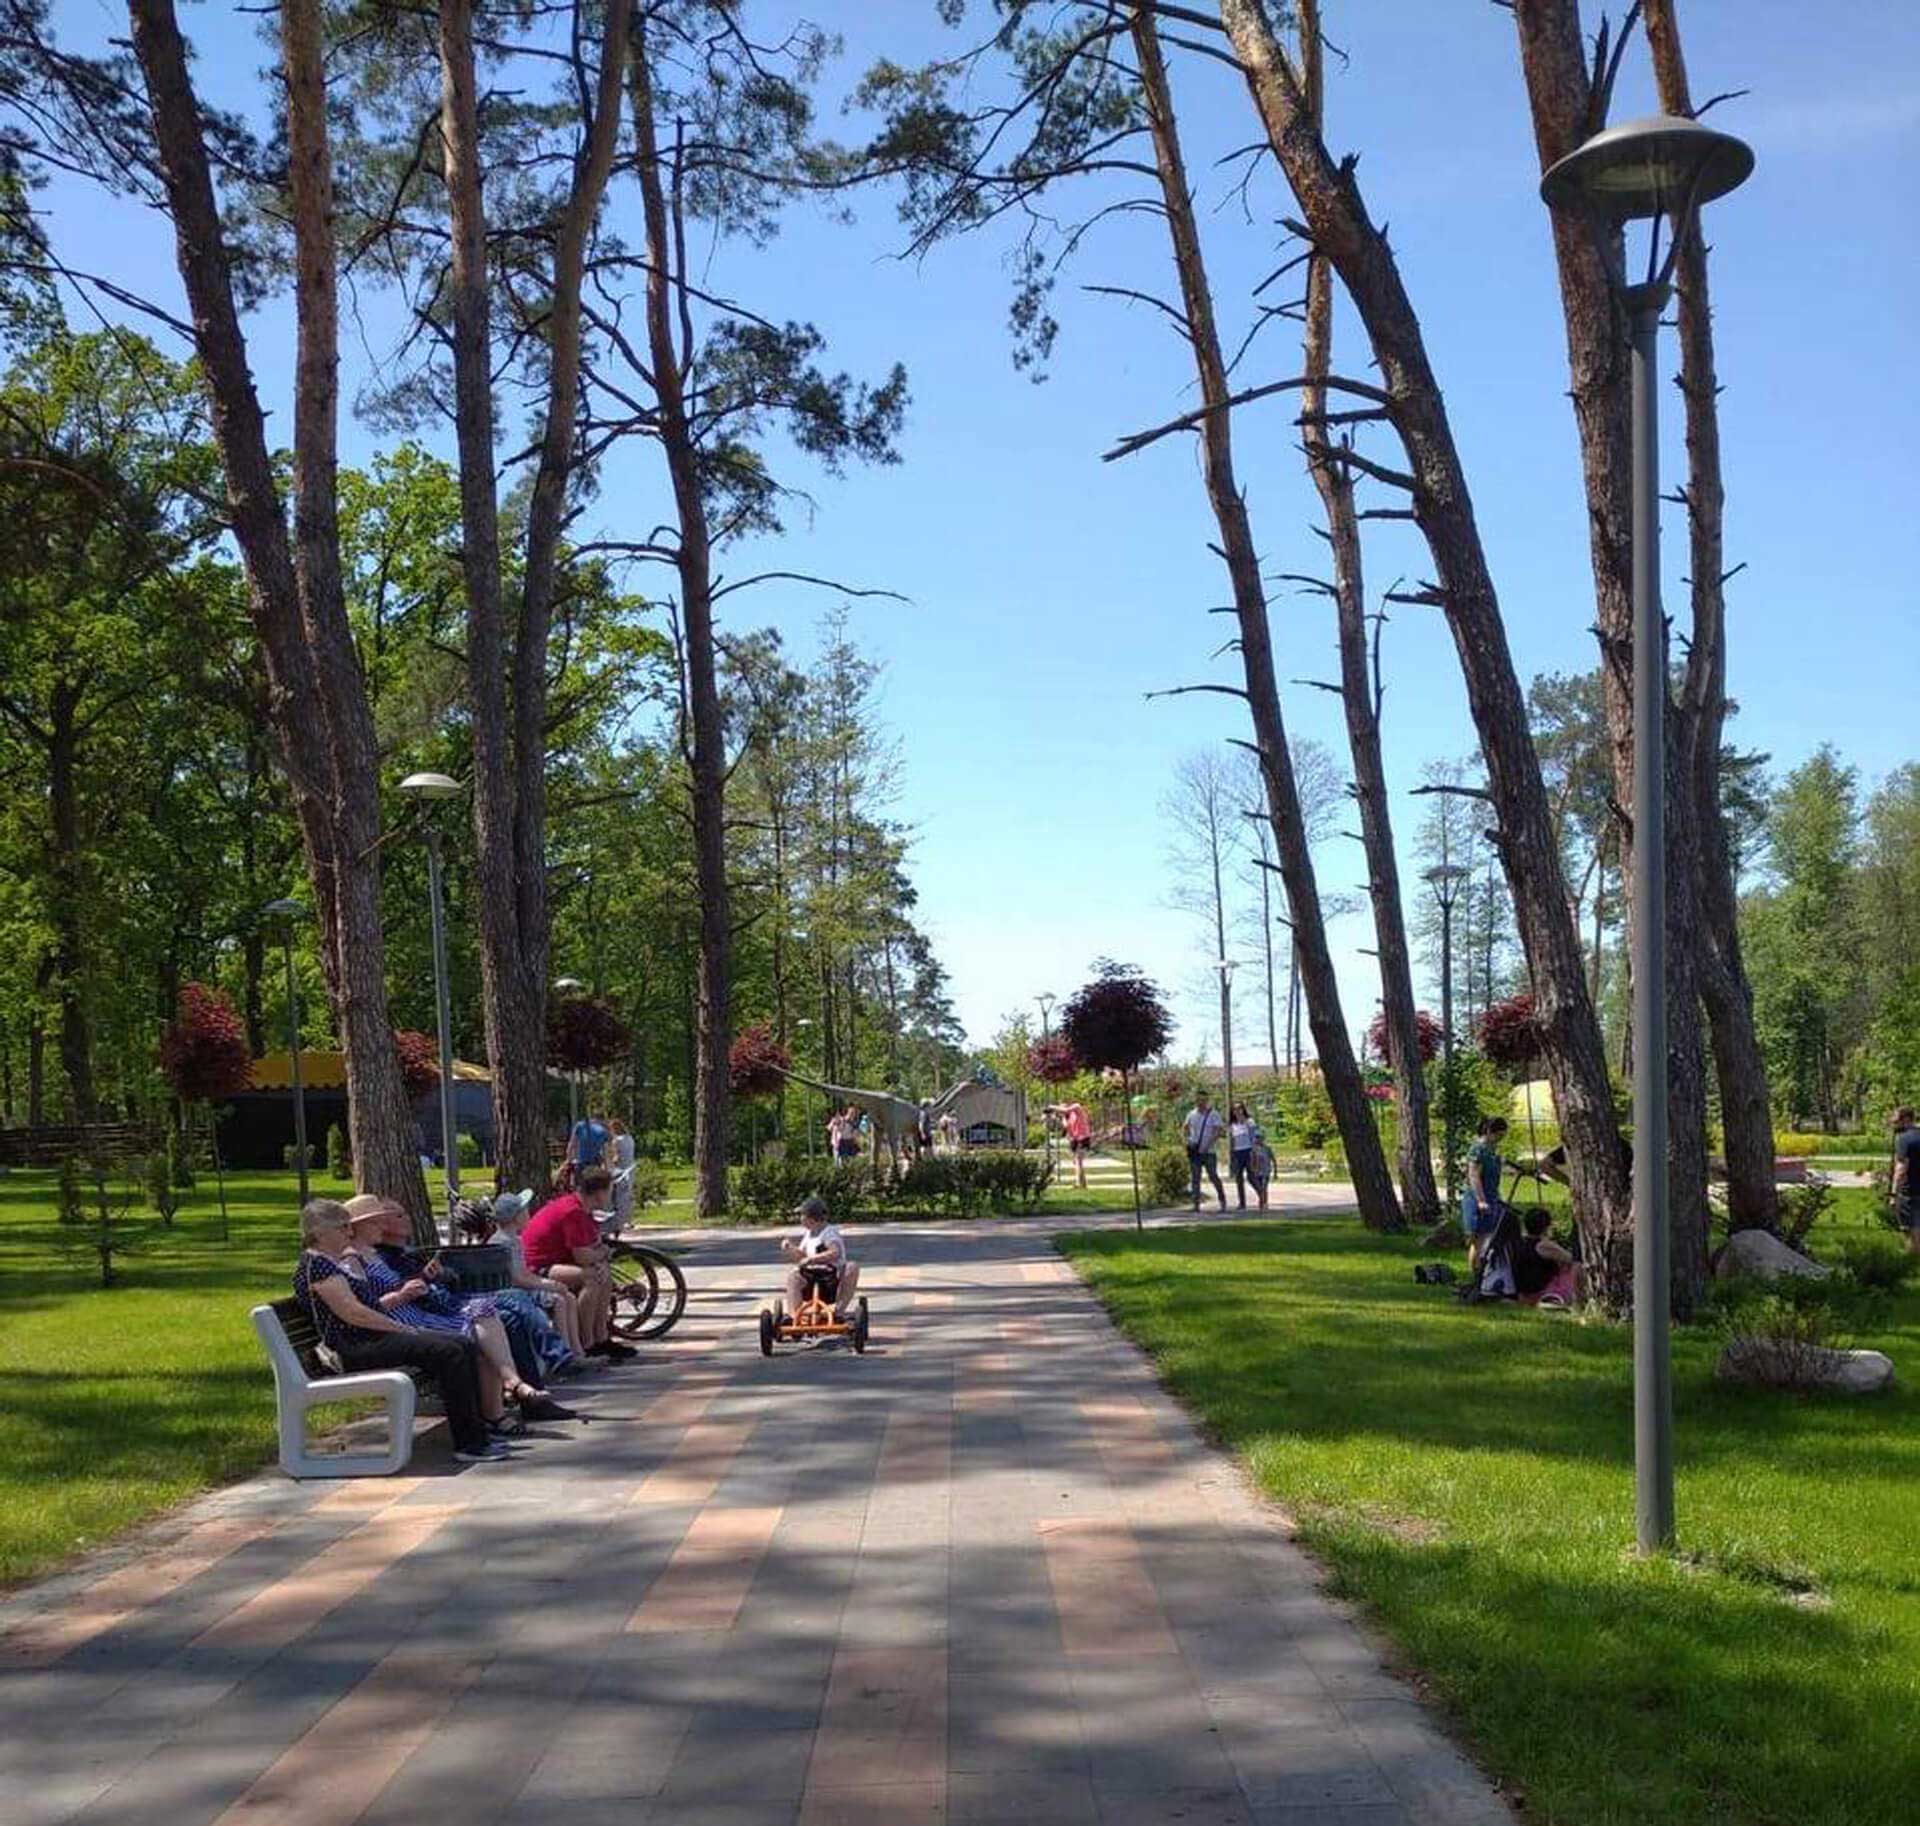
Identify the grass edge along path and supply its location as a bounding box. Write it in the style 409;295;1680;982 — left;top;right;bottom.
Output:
1058;1212;1920;1826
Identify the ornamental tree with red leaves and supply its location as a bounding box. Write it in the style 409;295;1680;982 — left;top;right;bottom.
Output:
1366;1007;1443;1068
547;993;631;1073
158;983;254;1103
392;1031;442;1100
729;1023;792;1099
1026;1032;1079;1085
1060;962;1172;1232
1478;993;1545;1070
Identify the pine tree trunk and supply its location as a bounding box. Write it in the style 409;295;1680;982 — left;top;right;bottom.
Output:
631;20;730;1216
1132;11;1400;1231
1641;0;1780;1234
130;0;429;1231
1508;0;1715;1307
1220;0;1630;1286
1295;2;1436;1222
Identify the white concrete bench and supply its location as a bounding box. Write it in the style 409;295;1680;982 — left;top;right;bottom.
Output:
251;1301;416;1480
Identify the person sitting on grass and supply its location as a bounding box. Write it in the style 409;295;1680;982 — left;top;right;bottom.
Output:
342;1198;575;1425
780;1194;860;1319
1511;1208;1587;1308
522;1166;632;1361
1462;1117;1509;1274
294;1199;507;1464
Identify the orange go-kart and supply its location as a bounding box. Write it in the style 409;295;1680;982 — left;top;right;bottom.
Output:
759;1262;869;1356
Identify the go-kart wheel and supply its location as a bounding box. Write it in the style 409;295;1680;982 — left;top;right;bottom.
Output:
758;1308;775;1357
851;1296;869;1354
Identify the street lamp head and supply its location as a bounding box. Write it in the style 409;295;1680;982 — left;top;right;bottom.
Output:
1540;114;1753;223
552;976;585;994
1422;864;1469;889
263;898;306;920
398;771;463;801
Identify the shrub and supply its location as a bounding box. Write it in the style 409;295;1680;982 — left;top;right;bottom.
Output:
56;1154;84;1226
1027;1033;1079;1085
456;1133;483;1169
1709;1274;1868;1390
327;1122;351;1181
731;1158;869;1225
1477;992;1544;1069
1775;1175;1834;1254
146;1152;179;1225
628;1158;670;1211
890;1151;1052;1216
158;983;253;1103
281;1144;320;1170
1773;1132;1826;1158
547;993;630;1072
1830;1233;1920;1294
392;1030;441;1099
1146;1146;1190;1207
166;1126;194;1190
1366;1007;1443;1067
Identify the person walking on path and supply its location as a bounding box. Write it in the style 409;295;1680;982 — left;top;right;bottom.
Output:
1893;1106;1920;1255
1228;1101;1263;1210
1061;1100;1093;1189
606;1117;637;1229
1183;1092;1228;1213
565;1107;610;1175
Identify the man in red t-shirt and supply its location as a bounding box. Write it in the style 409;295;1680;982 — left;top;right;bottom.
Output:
523;1167;627;1359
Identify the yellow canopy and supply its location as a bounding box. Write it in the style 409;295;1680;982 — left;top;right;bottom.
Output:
248;1052;492;1091
1510;1079;1556;1124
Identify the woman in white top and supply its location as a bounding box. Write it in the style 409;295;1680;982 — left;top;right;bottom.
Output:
1228;1102;1261;1211
607;1118;637;1228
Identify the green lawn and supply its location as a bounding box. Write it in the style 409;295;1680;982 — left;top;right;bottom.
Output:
1058;1203;1920;1826
0;1166;310;1587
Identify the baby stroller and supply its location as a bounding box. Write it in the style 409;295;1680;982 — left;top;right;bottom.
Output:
1460;1203;1522;1302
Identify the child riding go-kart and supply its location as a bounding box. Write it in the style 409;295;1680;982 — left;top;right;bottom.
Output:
760;1195;870;1355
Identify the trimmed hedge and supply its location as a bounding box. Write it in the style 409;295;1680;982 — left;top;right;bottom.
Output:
729;1151;1052;1224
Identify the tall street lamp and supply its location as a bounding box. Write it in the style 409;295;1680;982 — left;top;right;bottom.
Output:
1423;865;1469;1214
1215;958;1238;1108
264;898;310;1207
795;1015;816;1159
1036;992;1056;1165
1543;113;1753;1556
399;771;463;1232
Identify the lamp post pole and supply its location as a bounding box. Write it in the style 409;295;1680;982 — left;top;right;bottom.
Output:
1542;114;1754;1555
399;773;464;1238
1036;992;1056;1165
554;978;585;1141
1424;866;1467;1213
1215;959;1238;1110
265;900;309;1206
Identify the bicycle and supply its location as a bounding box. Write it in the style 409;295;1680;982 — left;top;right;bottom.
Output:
600;1210;688;1342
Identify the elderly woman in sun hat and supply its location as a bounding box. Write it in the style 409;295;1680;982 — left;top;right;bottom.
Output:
340;1194;575;1426
293;1199;505;1463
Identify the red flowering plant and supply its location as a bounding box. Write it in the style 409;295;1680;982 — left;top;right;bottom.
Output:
158;983;254;1104
392;1030;442;1099
1026;1032;1079;1086
547;993;631;1072
729;1023;792;1099
1366;1007;1443;1068
1478;993;1544;1070
1061;961;1173;1232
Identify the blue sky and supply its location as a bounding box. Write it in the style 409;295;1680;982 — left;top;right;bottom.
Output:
47;0;1920;1058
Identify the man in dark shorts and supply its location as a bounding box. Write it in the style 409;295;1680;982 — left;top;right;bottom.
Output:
1893;1106;1920;1256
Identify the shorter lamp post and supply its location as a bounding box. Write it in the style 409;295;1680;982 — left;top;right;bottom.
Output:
399;771;463;1232
1542;112;1754;1558
264;898;310;1206
1036;992;1056;1163
1215;958;1239;1109
1423;864;1469;1213
795;1016;816;1159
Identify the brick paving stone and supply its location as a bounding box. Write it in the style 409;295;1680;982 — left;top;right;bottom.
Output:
0;1217;1508;1826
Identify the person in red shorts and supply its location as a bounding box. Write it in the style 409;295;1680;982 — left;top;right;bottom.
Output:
523;1167;631;1360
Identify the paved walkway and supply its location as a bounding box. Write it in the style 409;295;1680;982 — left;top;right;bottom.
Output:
0;1212;1508;1826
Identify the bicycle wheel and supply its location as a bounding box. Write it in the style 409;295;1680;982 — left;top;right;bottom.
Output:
612;1242;688;1340
608;1245;660;1338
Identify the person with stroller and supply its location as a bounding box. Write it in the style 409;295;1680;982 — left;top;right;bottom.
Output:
1462;1116;1508;1273
779;1194;860;1319
1183;1091;1228;1213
